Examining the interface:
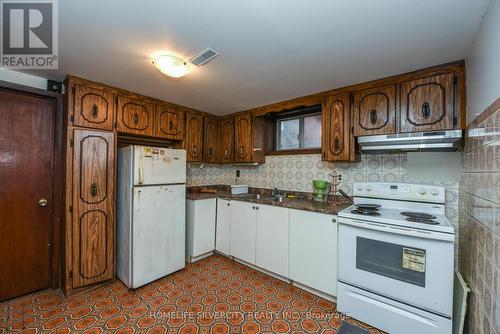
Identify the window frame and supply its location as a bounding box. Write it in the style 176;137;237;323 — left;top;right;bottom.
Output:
270;105;322;155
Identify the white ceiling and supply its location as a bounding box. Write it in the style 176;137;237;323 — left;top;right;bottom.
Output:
33;0;490;115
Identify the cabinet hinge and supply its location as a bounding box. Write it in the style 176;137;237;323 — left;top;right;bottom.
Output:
69;270;73;278
114;121;117;128
69;205;73;213
69;139;74;147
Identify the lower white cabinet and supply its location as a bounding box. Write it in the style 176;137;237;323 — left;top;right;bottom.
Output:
289;209;338;296
186;199;217;261
256;204;290;277
229;201;257;264
215;199;231;256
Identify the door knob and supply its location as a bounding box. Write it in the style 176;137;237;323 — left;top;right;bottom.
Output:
38;199;48;207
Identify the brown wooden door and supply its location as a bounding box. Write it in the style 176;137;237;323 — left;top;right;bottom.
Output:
185;112;204;162
155;105;185;140
0;90;54;301
72;84;115;130
353;84;396;136
235;114;253;162
322;94;355;161
400;73;455;132
72;129;115;289
203;116;219;163
219;117;234;163
116;95;154;136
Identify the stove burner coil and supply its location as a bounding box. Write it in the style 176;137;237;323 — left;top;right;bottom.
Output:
351;209;381;216
406;217;439;225
401;212;436;220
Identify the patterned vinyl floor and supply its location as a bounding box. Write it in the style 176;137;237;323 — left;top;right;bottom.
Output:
0;254;384;333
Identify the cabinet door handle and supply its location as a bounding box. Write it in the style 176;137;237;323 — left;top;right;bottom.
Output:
90;183;98;197
91;104;99;118
133;113;139;125
193;145;197;156
224;148;228;157
370;109;377;124
334;137;340;153
240;146;244;155
421;102;431;119
168;120;173;130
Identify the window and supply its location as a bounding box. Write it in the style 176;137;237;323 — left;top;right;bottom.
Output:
275;107;321;151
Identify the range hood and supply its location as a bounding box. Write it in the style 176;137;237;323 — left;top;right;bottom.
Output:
358;130;463;153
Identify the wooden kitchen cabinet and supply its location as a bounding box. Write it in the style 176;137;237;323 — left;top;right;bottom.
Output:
71;84;116;130
203;116;219;163
229;201;257;264
185;111;204;162
116;95;155;136
400;72;456;133
256;204;290;278
289;209;337;296
353;84;396;136
71;129;115;289
219;117;235;163
322;93;356;161
216;199;232;256
234;113;265;163
155;104;185;140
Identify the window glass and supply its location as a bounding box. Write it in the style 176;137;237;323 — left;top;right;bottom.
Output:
276;112;321;151
278;118;300;150
303;114;322;148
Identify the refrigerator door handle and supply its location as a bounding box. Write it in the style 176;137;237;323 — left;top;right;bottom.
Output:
138;155;144;185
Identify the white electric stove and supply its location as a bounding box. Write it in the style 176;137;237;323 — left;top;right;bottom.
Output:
337;182;455;334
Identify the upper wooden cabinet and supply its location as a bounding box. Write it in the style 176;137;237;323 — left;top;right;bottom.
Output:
155;104;185;140
219;117;235;163
116;95;155;136
203;116;219;163
353;84;396;136
71;84;116;130
71;129;115;289
234;114;253;163
322;94;356;161
400;73;456;133
185;112;204;162
234;113;265;163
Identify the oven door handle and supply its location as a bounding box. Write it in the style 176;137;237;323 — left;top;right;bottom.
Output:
338;218;455;242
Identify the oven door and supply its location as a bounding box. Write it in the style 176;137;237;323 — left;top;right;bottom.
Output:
337;218;454;317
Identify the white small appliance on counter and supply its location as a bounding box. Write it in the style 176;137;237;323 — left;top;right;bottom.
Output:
337;182;455;334
117;145;186;289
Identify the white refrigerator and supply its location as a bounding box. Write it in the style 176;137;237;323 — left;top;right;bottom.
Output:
117;145;186;289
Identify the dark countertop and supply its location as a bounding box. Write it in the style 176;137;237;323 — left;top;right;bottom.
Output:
186;186;351;215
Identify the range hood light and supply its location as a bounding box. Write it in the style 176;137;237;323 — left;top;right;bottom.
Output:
152;55;190;78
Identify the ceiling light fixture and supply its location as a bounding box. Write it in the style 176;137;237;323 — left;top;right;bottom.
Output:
152;54;190;78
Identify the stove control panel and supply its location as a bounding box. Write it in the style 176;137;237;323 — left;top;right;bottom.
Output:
353;182;445;204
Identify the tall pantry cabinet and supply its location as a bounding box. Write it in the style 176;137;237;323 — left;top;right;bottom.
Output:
63;77;117;293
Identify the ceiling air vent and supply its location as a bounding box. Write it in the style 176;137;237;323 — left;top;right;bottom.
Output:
189;48;220;66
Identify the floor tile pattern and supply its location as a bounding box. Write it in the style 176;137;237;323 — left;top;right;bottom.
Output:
0;255;384;333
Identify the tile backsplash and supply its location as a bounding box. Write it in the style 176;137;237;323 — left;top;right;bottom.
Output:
458;106;500;334
187;152;460;244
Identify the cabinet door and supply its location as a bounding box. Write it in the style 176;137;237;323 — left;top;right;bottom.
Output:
289;210;337;296
72;84;115;130
203;116;219;163
256;204;289;277
322;94;355;161
155;105;185;140
234;114;253;162
216;199;232;256
219;117;234;163
72;129;115;289
116;95;155;136
187;199;216;258
353;84;396;136
400;73;455;132
185;112;204;162
229;201;256;264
